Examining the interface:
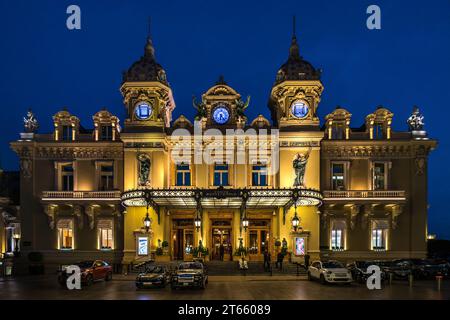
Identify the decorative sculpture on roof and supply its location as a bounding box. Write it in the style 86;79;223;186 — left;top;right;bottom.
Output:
23;109;39;133
293;147;312;187
192;96;207;121
235;96;250;121
407;106;425;131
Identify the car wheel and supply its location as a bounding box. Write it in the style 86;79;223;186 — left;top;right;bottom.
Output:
200;279;207;289
136;283;143;290
171;284;177;290
307;272;312;281
105;272;112;281
86;275;94;286
320;274;326;285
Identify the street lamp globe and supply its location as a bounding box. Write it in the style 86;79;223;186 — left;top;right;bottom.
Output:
242;217;249;231
194;216;202;231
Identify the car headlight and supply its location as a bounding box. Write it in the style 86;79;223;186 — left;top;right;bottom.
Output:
326;271;332;275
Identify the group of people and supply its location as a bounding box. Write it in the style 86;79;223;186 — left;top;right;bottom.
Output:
263;250;285;271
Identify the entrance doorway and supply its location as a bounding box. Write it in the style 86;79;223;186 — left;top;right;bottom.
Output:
247;220;271;261
172;219;194;261
211;220;232;261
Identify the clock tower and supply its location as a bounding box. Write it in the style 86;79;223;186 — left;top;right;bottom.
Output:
268;30;323;129
120;36;175;130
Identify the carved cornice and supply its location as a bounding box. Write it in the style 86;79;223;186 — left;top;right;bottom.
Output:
322;139;436;159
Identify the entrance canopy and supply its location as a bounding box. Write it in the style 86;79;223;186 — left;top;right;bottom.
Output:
121;187;323;210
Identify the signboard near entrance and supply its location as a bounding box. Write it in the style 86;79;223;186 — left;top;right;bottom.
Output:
138;237;148;256
294;237;305;256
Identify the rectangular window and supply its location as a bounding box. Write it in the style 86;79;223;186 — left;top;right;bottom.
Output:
176;163;191;186
100;125;113;141
373;162;387;190
214;164;229;186
98;220;113;250
58;219;73;250
331;220;346;250
99;164;114;191
62;125;72;141
252;164;268;186
331;163;346;190
374;124;385;139
331;123;345;139
61;164;74;191
371;220;389;250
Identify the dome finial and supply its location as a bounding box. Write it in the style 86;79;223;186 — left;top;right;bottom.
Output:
145;17;155;58
289;15;300;58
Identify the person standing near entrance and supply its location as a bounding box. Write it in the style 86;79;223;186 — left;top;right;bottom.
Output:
219;243;225;261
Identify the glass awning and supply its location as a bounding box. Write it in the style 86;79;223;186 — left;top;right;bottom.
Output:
121;187;323;210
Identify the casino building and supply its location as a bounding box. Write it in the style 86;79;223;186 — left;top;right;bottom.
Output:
9;30;437;273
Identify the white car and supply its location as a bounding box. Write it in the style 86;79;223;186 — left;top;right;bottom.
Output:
308;260;353;284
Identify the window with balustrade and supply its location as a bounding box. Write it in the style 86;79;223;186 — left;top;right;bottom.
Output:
100;125;113;141
373;162;388;190
61;164;74;191
99;164;114;191
331;162;346;190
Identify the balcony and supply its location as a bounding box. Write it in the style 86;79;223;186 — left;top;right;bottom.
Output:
41;190;122;202
323;190;406;203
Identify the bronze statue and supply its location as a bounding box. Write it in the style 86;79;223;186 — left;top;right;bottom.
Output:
293;147;312;187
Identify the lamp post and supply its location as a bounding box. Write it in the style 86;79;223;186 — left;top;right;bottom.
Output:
143;205;151;233
242;217;249;231
292;204;300;232
194;215;202;231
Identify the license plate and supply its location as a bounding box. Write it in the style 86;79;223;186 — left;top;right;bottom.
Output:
183;282;189;286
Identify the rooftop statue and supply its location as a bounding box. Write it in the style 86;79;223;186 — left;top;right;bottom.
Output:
407;106;425;131
23;109;39;133
235;96;250;121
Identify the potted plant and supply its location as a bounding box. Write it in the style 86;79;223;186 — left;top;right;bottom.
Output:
162;240;169;254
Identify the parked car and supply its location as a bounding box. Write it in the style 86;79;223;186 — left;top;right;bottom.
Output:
171;262;208;289
136;265;171;289
58;260;112;287
347;261;387;283
400;259;449;279
381;260;412;280
308;260;352;284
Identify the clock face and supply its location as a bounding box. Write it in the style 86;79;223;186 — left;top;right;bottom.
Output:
134;102;153;120
212;106;230;125
291;101;309;119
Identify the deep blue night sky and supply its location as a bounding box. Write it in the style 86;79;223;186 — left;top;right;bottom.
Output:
0;0;449;238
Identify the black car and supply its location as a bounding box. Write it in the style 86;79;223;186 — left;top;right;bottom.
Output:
347;261;387;283
381;260;412;280
402;259;449;279
136;265;171;289
171;262;208;289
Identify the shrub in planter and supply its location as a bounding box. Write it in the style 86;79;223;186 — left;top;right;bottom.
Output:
192;246;209;258
155;247;164;256
161;240;169;248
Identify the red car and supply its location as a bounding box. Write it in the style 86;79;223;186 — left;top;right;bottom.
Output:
58;260;113;287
